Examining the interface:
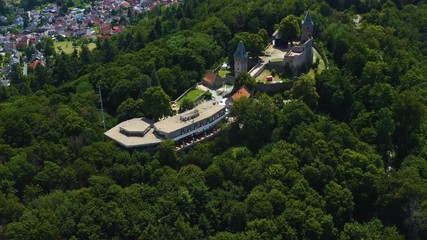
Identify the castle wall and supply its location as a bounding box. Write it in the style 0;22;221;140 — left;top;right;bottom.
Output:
256;81;293;92
248;62;266;78
284;39;314;71
305;39;314;66
268;60;285;69
291;45;305;53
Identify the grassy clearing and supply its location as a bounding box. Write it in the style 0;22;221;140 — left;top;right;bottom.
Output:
218;69;231;78
73;0;90;8
256;68;273;82
54;41;78;54
314;49;326;74
316;57;326;74
178;89;205;104
256;66;294;83
87;42;96;50
54;41;97;54
307;68;316;79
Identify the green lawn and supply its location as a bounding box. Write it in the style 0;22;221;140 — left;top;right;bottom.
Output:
313;48;327;74
256;68;274;82
178;89;206;104
54;41;97;54
73;0;90;8
218;69;231;78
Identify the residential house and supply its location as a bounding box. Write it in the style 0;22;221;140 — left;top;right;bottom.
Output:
120;1;131;9
4;42;16;51
29;59;44;70
0;16;7;24
10;52;21;66
0;79;10;86
28;22;38;31
113;25;126;33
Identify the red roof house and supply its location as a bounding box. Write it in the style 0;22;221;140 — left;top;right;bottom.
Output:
231;86;251;102
202;72;223;89
29;59;44;70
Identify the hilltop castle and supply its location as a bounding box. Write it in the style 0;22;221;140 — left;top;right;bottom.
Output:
283;11;314;71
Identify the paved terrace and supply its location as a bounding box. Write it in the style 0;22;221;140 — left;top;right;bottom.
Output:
155;101;225;134
249;44;289;78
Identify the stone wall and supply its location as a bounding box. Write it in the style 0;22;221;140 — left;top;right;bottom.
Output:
255;81;293;92
268;60;285;70
173;82;200;103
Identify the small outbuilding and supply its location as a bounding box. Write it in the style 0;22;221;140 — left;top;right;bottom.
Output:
227;85;251;106
202;72;223;89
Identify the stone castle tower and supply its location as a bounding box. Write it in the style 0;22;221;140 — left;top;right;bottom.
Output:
283;11;314;74
234;41;248;78
300;11;314;43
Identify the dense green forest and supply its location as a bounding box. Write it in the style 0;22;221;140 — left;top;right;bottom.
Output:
1;0;427;239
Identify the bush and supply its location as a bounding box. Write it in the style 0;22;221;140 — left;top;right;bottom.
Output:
179;98;194;113
271;68;277;77
204;91;212;100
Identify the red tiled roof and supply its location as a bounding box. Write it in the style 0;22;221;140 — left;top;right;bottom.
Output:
100;27;110;34
29;59;44;70
101;23;110;28
231;86;251;101
203;72;219;85
30;38;38;44
113;25;126;32
97;34;110;40
120;1;130;8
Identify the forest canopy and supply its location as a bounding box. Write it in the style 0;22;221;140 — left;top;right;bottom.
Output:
0;0;427;239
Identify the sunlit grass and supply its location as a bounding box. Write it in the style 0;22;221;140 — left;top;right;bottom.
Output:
54;41;97;54
178;89;206;104
218;69;230;78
